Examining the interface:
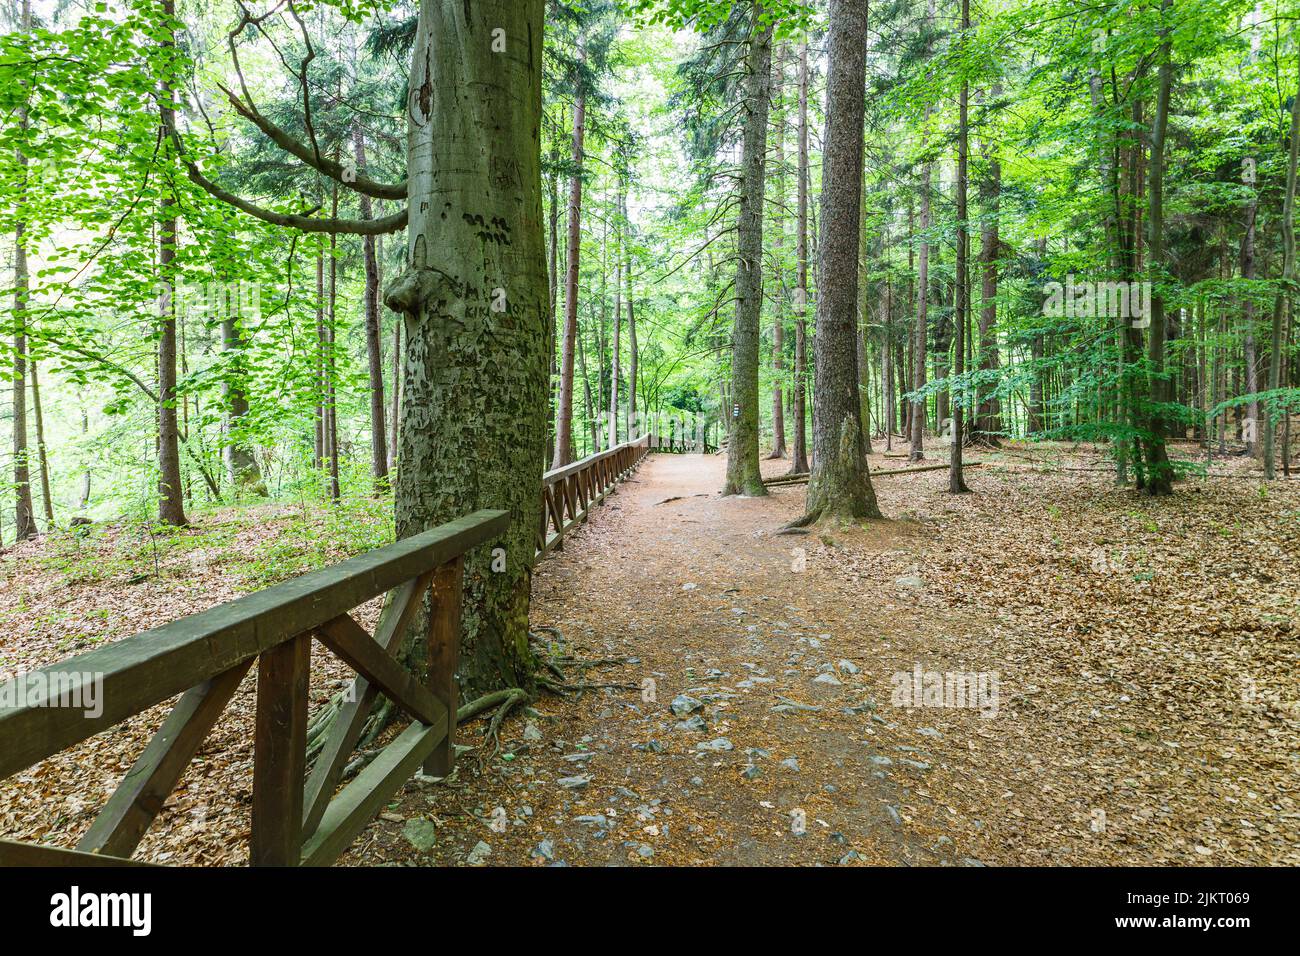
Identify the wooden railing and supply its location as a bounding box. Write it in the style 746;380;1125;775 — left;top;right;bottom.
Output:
0;509;507;867
539;436;649;556
649;432;716;454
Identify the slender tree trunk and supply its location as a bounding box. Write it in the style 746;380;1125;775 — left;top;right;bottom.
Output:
1141;0;1175;495
11;0;36;540
790;38;811;475
856;171;874;455
610;183;624;450
315;250;326;467
909;0;936;462
976;84;1002;442
800;0;880;524
326;181;341;501
723;9;772;497
552;41;587;469
220;313;265;494
626;241;639;442
381;0;549;698
78;403;91;511
950;0;971;493
30;358;52;523
157;0;187;527
1242;190;1260;457
355;124;389;489
768;41;788;459
1264;54;1300;479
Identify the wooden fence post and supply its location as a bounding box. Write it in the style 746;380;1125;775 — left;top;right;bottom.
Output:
251;633;310;865
423;557;464;776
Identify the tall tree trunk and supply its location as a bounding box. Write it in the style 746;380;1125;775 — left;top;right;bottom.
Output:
78;402;91;511
976;83;1002;442
1264;53;1300;479
552;41;587;469
220;312;265;495
627;240;638;440
382;0;549;699
800;0;880;524
768;41;788;459
11;0;36;540
722;9;772;497
355;124;389;489
610;182;624;450
789;38;811;475
909;0;936;462
30;358;53;524
315;250;326;467
157;0;187;527
857;172;874;455
326;181;341;501
1142;0;1175;495
950;0;971;493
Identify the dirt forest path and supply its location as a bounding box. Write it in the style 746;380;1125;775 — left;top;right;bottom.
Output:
356;445;1298;868
379;449;951;866
517;452;942;866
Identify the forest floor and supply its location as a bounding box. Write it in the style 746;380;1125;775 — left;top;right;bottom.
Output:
0;441;1297;866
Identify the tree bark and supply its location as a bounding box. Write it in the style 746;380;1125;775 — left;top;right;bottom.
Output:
1141;0;1175;495
220;312;265;495
627;238;638;439
950;0;971;493
383;0;549;699
722;9;772;497
30;358;53;524
975;83;1002;442
355;124;390;489
789;38;811;475
909;0;936;462
767;41;787;459
1264;55;1300;479
800;0;881;524
11;0;36;540
326;181;341;501
610;181;624;450
157;0;187;527
552;40;587;469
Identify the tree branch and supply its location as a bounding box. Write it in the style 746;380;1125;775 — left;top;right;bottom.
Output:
218;84;407;200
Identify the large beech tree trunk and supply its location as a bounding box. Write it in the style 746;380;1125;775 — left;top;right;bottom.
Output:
383;0;549;699
722;8;772;497
801;0;880;524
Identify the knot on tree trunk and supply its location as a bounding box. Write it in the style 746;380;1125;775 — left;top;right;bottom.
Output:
383;268;430;315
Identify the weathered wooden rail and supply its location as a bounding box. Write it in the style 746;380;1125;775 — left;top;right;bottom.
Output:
0;438;655;868
538;435;649;555
0;509;507;867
